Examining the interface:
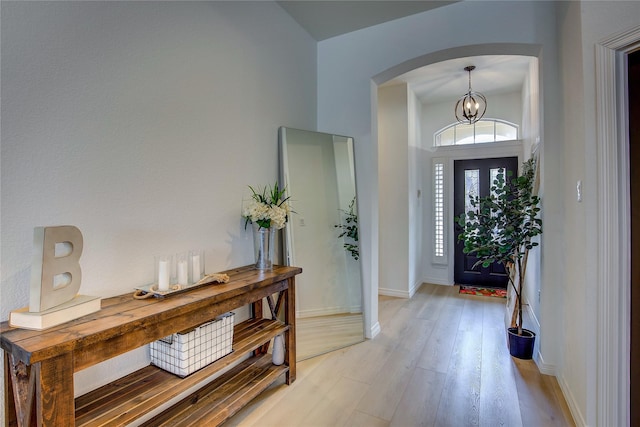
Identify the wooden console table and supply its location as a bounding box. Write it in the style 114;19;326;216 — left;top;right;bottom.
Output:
1;264;301;426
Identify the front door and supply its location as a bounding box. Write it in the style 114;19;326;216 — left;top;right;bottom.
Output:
454;157;518;288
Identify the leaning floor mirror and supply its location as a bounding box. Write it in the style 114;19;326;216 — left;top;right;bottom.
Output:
279;127;364;361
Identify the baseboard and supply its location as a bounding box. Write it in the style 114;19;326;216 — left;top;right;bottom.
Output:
421;276;452;286
379;280;437;298
379;279;456;297
522;300;557;374
378;287;411;298
527;303;582;425
408;280;422;298
558;374;588;427
534;351;556;376
525;299;541;332
368;321;381;339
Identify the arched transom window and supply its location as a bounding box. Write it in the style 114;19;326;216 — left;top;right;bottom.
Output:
434;119;519;147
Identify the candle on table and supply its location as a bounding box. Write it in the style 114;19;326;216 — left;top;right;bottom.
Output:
158;260;170;291
192;254;201;282
177;260;188;285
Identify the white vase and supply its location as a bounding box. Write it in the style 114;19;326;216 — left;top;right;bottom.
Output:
272;334;285;365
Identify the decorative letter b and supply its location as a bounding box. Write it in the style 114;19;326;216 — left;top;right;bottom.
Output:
30;226;83;312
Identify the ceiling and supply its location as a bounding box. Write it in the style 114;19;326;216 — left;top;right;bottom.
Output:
385;55;534;105
277;1;532;104
277;1;456;41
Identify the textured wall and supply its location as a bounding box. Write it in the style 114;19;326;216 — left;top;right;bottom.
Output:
0;1;316;421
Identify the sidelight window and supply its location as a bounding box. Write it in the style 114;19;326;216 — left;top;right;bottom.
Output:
433;159;447;263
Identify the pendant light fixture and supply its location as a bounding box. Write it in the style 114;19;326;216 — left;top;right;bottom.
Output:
455;65;487;125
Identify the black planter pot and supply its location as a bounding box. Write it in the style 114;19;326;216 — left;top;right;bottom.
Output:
507;327;536;359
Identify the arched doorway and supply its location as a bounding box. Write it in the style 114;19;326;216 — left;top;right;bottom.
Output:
373;49;541;339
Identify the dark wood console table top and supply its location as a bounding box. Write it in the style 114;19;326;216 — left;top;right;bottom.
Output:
2;264;301;427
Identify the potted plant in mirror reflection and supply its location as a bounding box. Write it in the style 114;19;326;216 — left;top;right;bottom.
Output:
335;196;359;260
242;182;291;270
455;158;542;359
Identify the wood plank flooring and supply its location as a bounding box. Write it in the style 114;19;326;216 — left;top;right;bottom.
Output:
224;283;575;426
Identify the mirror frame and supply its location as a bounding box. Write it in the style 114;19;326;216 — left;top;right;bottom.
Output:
278;126;365;360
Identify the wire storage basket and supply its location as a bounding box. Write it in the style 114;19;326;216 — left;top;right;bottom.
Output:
150;312;234;377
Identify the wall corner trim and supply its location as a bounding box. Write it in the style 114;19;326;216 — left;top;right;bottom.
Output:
594;23;640;427
369;321;381;339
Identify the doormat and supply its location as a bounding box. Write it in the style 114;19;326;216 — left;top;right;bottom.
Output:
458;285;507;298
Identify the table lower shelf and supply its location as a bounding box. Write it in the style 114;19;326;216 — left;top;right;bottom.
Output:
75;317;288;427
141;354;287;426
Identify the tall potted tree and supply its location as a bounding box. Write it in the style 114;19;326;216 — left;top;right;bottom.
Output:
455;158;542;359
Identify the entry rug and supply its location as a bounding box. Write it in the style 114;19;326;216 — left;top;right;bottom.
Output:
458;285;507;298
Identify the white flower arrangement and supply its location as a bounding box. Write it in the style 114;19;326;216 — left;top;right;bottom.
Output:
243;183;291;230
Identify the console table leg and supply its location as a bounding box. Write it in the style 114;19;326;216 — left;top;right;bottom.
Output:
35;353;74;426
285;277;296;384
251;298;265;356
4;351;25;427
251;298;263;320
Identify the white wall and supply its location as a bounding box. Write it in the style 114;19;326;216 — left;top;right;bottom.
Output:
555;2;640;426
377;84;410;297
317;1;563;350
408;88;423;296
0;1;316;422
556;4;589;422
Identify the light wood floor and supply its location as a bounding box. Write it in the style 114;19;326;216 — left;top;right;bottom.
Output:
225;283;575;426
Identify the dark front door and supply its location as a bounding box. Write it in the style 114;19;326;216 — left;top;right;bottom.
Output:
454;157;518;288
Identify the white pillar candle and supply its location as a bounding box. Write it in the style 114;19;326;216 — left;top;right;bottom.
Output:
158;260;170;291
192;255;201;282
177;260;188;285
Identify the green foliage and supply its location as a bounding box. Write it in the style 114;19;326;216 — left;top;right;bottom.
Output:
335;197;359;260
455;158;542;334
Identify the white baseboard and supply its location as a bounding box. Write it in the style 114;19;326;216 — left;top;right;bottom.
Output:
421;276;453;286
382;280;451;298
368;321;381;339
522;299;558;375
534;351;556;376
558;374;587;427
525;300;541;333
408;280;422;298
378;287;411;298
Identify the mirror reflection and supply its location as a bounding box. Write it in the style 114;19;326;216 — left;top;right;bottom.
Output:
279;127;364;361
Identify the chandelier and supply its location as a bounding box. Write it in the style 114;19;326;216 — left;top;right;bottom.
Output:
454;66;487;125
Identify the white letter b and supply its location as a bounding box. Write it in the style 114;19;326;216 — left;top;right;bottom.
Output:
30;226;83;312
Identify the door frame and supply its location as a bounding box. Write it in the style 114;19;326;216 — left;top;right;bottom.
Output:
595;25;640;427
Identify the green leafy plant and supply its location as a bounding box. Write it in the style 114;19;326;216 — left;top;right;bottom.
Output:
335;197;359;260
455;158;542;335
243;182;291;230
